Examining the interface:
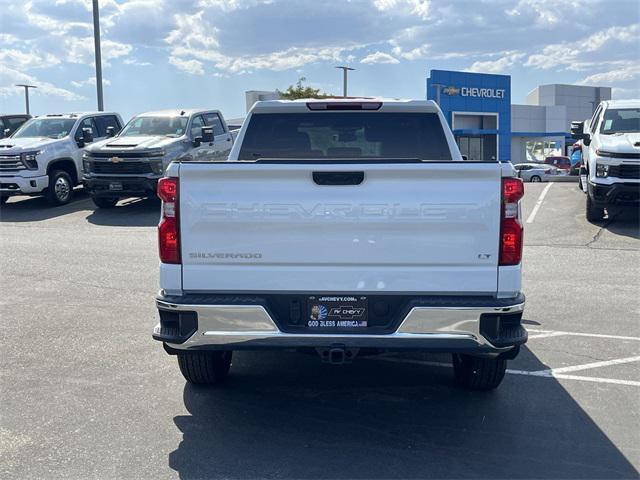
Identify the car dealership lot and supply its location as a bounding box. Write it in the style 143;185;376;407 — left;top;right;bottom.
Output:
1;183;639;479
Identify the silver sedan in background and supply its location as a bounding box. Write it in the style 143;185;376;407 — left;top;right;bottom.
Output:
514;163;570;182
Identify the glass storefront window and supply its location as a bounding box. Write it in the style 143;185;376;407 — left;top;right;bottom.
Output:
525;140;562;161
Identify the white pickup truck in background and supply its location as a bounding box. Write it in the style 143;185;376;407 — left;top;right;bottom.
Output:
571;100;640;222
0;112;123;205
82;109;237;208
152;99;527;391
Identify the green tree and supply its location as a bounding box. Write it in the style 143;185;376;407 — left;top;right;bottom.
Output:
277;77;332;100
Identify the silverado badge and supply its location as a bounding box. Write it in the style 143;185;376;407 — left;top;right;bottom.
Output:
110;156;123;163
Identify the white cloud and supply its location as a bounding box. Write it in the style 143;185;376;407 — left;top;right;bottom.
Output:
391;44;430;61
360;51;400;64
70;76;111;88
576;63;640;99
577;64;640;85
123;58;152;66
0;67;85;100
506;0;583;27
166;11;219;50
526;24;639;70
228;46;348;72
0;49;61;70
197;0;272;11
468;52;525;74
63;37;132;66
168;56;205;75
166;7;361;75
372;0;430;20
0;33;19;44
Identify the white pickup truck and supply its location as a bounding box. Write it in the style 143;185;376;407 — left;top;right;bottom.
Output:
571;100;640;221
83;109;237;208
152;99;527;391
0;112;123;205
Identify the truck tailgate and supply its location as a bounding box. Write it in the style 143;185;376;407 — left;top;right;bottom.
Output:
179;162;502;294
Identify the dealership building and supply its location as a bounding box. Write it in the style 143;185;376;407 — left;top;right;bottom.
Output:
426;69;611;163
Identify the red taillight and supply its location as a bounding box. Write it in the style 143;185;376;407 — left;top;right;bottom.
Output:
502;177;524;204
158;177;177;202
500;177;524;266
157;177;180;264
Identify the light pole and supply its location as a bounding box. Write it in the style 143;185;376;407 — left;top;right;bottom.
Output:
335;66;354;97
92;0;104;111
15;84;37;115
431;83;445;106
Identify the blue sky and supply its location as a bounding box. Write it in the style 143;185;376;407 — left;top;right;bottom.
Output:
1;0;639;122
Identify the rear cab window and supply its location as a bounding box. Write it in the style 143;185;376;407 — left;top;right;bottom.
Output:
204;113;226;136
94;115;122;137
238;112;453;161
75;117;98;141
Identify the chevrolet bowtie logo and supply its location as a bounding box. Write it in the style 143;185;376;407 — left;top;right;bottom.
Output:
442;86;460;96
110;156;123;163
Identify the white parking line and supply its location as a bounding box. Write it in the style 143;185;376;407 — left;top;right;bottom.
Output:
505;368;640;387
527;332;568;340
526;182;553;224
527;328;640;342
372;355;640;387
548;355;640;374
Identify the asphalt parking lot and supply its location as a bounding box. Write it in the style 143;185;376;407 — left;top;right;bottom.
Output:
1;182;639;479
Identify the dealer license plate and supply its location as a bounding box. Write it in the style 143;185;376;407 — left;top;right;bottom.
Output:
109;182;123;191
307;296;368;328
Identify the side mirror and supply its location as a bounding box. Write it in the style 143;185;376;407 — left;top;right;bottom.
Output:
570;121;584;136
106;126;116;138
201;126;214;143
193;137;202;148
2;128;10;138
83;127;94;144
570;121;590;144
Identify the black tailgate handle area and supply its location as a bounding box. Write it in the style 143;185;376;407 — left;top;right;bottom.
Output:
313;171;364;186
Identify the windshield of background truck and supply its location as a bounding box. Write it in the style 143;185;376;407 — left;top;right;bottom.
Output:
119;116;189;137
238;112;453;160
12;118;77;139
600;108;640;134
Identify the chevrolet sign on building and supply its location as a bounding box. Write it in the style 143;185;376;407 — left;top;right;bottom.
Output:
427;69;610;163
443;85;506;99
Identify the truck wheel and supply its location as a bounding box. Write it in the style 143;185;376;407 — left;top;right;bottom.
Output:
46;170;73;206
177;351;232;385
585;195;605;222
452;354;507;391
530;175;541;183
92;196;119;209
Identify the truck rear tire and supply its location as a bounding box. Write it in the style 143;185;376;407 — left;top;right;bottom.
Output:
46;170;73;206
92;196;119;209
452;354;507;391
586;195;605;222
177;351;232;385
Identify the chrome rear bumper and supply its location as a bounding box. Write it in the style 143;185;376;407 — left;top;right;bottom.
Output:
153;293;526;354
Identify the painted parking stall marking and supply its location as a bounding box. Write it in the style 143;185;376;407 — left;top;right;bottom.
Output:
526;182;553;224
372;327;640;388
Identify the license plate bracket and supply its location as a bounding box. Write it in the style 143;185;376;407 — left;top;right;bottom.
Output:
307;296;368;328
